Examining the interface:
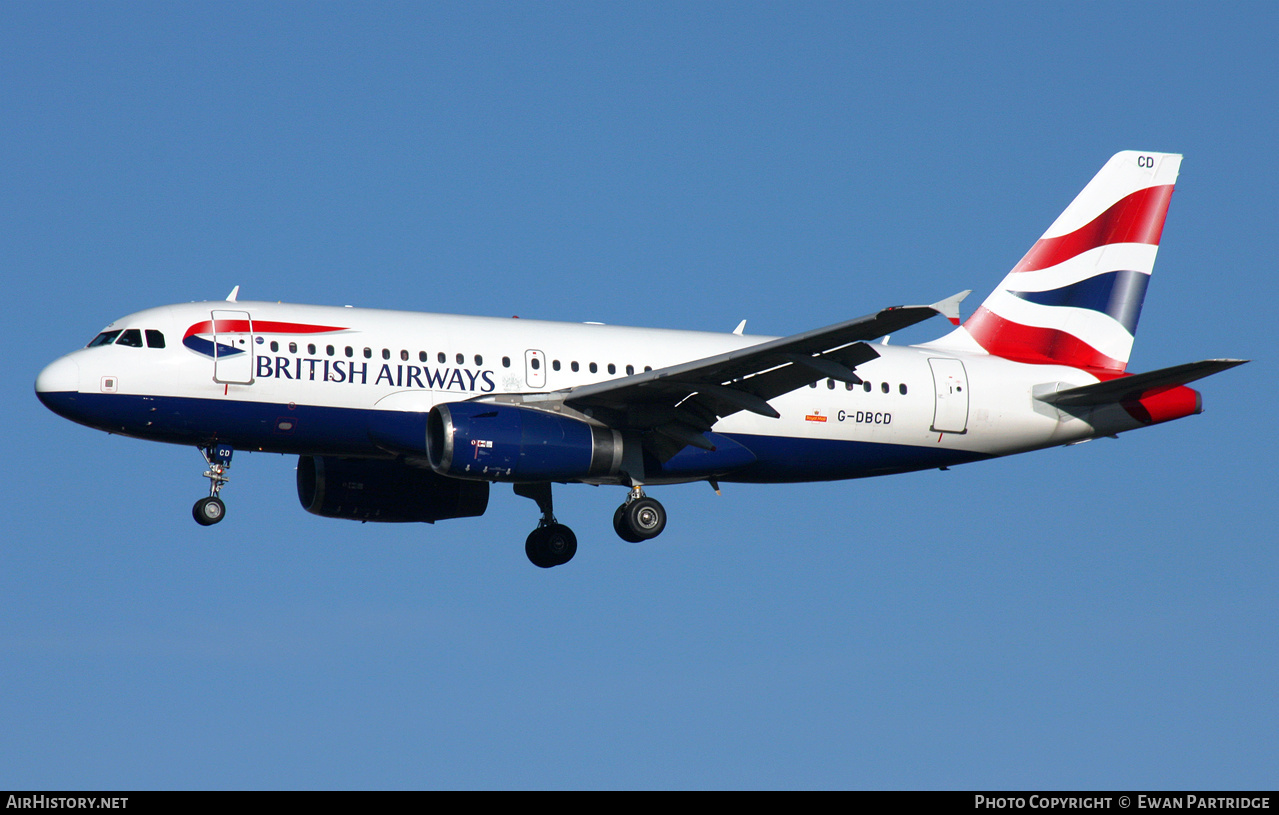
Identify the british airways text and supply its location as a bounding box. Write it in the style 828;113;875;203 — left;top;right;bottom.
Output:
255;356;497;392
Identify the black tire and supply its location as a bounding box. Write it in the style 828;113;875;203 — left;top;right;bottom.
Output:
526;525;577;568
542;523;577;566
526;528;552;568
623;497;666;541
613;503;643;543
193;496;226;526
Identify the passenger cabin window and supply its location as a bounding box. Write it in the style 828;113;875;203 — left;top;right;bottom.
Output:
145;330;165;348
88;330;122;347
116;329;144;347
290;342;298;354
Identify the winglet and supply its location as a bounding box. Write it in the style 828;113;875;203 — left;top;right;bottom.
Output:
226;286;240;302
930;290;970;326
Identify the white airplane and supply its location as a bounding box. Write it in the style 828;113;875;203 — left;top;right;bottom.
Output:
36;151;1245;567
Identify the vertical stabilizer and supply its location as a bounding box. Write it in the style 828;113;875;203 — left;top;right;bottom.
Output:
934;151;1182;373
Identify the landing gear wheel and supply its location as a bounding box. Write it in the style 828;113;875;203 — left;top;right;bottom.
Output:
193;496;226;526
619;497;666;541
613;504;643;543
526;523;577;568
194;444;232;526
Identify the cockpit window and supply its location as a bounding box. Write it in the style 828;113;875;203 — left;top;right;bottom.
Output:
145;330;165;348
116;329;144;347
87;330;122;347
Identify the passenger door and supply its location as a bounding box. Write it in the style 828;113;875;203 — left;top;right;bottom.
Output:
211;310;255;385
928;357;969;434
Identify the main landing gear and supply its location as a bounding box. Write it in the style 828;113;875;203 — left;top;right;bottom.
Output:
613;487;666;543
515;483;668;568
193;444;233;526
515;482;578;569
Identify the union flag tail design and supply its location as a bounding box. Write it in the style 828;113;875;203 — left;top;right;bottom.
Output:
942;151;1182;373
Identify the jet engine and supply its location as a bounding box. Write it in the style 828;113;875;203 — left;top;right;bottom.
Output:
426;402;623;482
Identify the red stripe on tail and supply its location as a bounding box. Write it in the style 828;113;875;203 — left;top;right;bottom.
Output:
963;306;1127;372
1012;185;1174;273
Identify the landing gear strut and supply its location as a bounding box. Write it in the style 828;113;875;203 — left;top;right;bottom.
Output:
613;486;666;542
193;444;233;526
515;482;577;568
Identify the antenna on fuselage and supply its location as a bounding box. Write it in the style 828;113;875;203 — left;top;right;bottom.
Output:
226;286;240;302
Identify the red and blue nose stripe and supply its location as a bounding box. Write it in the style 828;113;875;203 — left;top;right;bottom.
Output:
182;320;348;358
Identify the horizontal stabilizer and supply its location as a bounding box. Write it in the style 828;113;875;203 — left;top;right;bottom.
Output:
1037;359;1248;407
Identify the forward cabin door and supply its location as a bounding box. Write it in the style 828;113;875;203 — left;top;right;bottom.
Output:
928;357;969;434
211;309;255;385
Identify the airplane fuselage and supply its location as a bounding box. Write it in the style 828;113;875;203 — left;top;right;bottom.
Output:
37;299;1150;485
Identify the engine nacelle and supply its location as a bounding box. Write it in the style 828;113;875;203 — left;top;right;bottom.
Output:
296;455;489;523
427;402;623;481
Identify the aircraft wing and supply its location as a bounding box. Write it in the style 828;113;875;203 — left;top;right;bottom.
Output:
540;292;968;458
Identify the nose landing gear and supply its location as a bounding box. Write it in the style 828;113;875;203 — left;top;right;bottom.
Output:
193;444;233;526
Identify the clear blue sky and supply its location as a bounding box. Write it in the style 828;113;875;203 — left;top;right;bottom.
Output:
3;2;1275;790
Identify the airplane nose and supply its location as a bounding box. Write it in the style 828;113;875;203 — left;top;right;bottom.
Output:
35;356;80;405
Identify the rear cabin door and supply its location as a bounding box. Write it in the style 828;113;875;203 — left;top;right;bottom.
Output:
928;357;969;434
211;309;255;385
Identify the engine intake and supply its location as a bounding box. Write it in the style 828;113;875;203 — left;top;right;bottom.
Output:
427;402;623;481
297;455;489;523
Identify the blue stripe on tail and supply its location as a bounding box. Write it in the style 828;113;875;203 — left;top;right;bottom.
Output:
1010;270;1149;333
